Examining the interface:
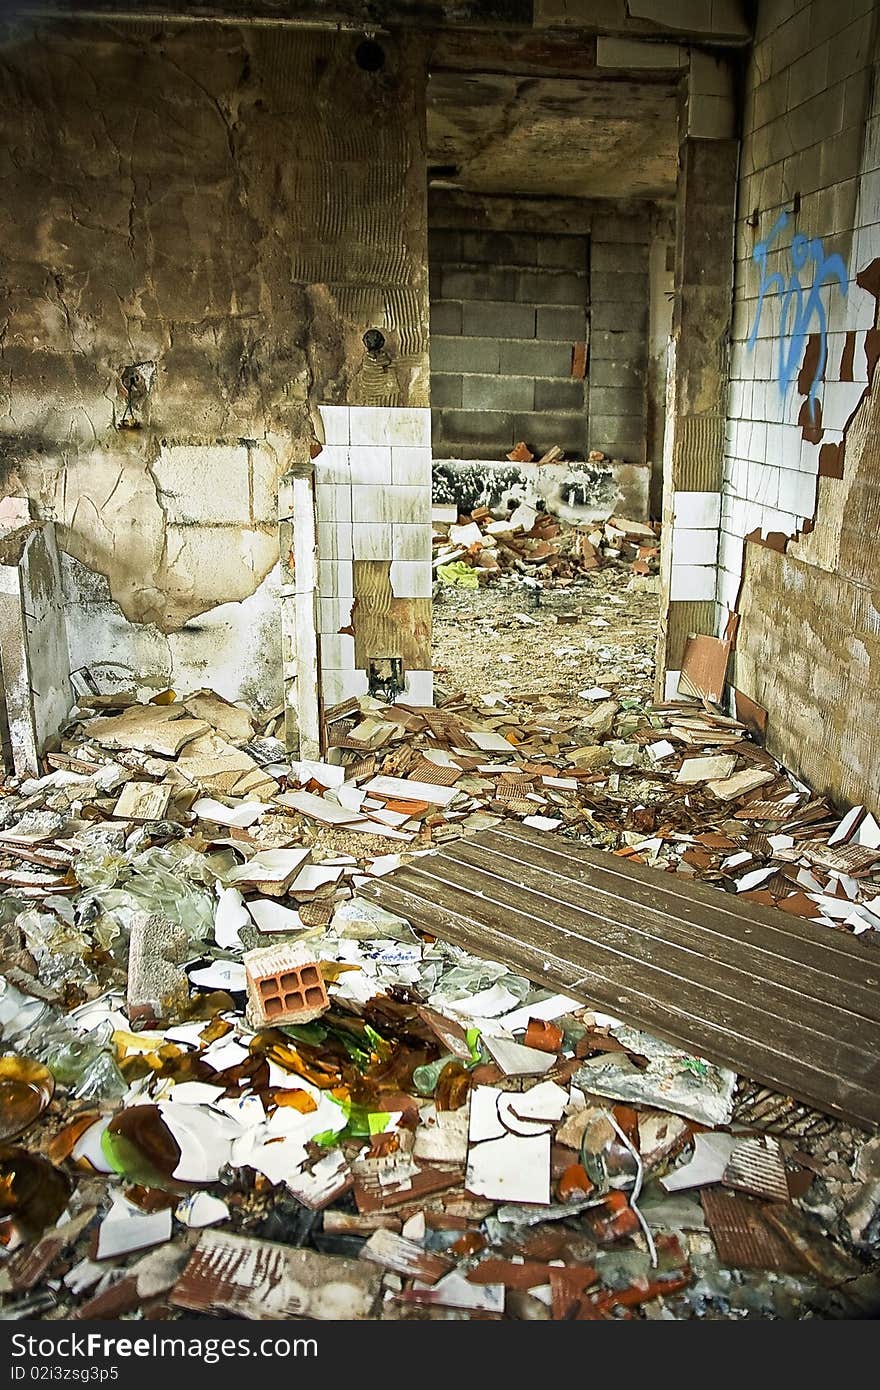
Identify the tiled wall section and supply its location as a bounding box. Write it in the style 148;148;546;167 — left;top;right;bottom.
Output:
719;0;878;620
316;405;433;709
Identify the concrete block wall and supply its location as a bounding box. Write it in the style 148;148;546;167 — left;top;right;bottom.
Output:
588;217;651;462
719;0;879;618
429;228;589;459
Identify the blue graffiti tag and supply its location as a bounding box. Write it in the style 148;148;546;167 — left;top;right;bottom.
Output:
746;211;848;420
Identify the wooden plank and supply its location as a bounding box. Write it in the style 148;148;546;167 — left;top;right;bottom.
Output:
361;827;880;1127
447;830;880;1012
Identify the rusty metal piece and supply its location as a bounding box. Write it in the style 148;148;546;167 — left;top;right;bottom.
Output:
722;1135;790;1202
172;1230;381;1320
700;1189;807;1273
731;1080;838;1139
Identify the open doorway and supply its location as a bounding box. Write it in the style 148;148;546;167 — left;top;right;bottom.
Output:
424;52;677;713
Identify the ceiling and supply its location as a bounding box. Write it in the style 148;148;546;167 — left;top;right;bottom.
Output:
427;70;679;200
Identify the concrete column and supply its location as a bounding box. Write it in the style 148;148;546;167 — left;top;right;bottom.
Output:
655;50;739;698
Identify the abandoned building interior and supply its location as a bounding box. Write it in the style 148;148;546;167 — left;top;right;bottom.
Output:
0;0;880;1325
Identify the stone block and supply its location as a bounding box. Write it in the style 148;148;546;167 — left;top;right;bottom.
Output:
127;911;190;1025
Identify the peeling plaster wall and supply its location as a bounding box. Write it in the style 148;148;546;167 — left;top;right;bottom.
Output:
723;0;880;811
0;19;429;709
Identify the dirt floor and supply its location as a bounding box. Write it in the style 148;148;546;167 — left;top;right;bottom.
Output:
432;570;659;709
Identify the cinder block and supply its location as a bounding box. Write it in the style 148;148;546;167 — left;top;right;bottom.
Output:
590;301;649;332
244;943;329;1026
432;336;500;374
428;228;462;260
430;374;462;408
461;301;536;338
441;267;517;301
590;243;649;275
589;413;645;445
403;669;433;705
534;378;586;411
322;668;369;706
429;301;463;335
536;306;586;339
590;272;648;303
589;386;645;417
589;358;646;389
512;411;586;453
516;271;586;306
433;408;515;443
461;231;538;266
461;375;535;411
590;330;645;361
499;340;573;376
536;237;587;271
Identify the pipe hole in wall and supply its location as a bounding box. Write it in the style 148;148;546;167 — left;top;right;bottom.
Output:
368;657;404;701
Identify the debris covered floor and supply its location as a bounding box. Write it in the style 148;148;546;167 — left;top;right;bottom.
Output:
1;568;879;1321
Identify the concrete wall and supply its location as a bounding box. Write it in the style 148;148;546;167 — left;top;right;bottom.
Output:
719;0;880;811
429;226;589;458
588;214;651;463
0;19;429;712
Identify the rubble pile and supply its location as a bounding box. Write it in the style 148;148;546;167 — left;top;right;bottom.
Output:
433;503;659;589
0;657;879;1320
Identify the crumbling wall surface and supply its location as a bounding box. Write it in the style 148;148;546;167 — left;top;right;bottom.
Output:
723;0;880;810
0;20;428;706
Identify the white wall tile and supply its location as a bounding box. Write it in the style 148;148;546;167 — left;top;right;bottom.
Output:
313;446;350;484
670;564;716;601
351;486;398;523
320;633;356;670
402;669;433;706
318;559;353;598
349;407;392;447
319;597;353;633
673;491;722;528
322;668;369;706
348;447;392;486
672;528;719;567
386;485;431;524
386;408;431;447
316;521;352;561
315;484;351;523
318;405;349;445
392;523;433;561
352;523;392;560
664;669;682;700
390;560;432;598
392;447;432;486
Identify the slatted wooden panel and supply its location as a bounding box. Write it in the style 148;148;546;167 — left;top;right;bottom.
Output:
361;823;880;1128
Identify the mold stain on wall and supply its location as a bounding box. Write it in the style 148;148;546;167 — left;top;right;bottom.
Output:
0;19;429;703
